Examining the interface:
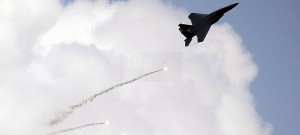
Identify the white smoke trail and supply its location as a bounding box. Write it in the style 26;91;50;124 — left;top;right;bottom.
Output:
48;68;165;126
47;122;106;135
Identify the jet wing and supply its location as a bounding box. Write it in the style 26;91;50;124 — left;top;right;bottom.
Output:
188;13;208;25
196;25;211;42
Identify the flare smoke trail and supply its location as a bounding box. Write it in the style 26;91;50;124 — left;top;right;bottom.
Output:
47;122;105;135
48;68;165;126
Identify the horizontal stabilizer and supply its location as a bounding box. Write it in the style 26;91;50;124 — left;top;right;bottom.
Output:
178;24;192;30
179;24;194;39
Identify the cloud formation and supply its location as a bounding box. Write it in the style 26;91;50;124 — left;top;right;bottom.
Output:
0;0;271;135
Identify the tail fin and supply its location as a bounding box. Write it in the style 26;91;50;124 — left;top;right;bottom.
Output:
185;38;192;47
178;23;193;47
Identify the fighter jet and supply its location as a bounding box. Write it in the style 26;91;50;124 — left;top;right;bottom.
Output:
179;3;239;47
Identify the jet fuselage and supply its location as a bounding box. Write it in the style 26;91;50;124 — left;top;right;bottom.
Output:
190;3;238;34
178;3;238;46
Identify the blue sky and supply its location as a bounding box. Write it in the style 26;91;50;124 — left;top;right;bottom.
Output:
168;0;300;135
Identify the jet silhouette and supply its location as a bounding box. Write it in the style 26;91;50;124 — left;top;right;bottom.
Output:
179;3;239;47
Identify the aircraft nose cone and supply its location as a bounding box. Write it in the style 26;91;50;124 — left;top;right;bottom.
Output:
231;3;239;8
226;3;239;10
217;3;239;14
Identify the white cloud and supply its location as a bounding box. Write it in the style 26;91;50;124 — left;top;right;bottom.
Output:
0;0;272;135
